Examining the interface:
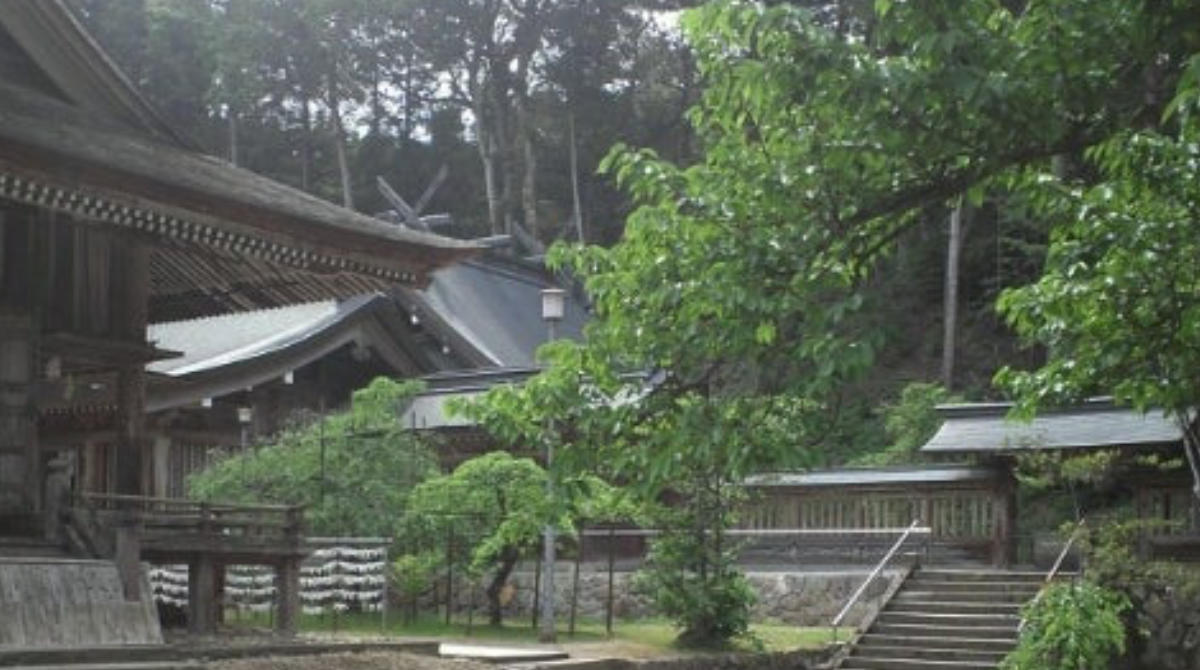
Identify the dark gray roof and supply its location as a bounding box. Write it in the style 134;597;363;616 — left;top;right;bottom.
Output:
406;258;587;367
144;294;451;412
744;465;999;489
921;400;1182;454
148;295;383;376
399;368;540;430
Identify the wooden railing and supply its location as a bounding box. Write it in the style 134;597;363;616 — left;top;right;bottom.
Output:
77;493;304;546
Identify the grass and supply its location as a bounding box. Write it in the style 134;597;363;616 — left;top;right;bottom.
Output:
223;610;832;654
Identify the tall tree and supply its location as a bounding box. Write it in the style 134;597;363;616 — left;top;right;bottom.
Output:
463;0;1200;643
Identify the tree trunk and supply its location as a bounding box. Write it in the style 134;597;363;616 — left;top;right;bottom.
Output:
486;548;520;626
569;112;585;243
941;198;965;390
1178;415;1200;503
474;96;504;236
327;81;355;210
520;109;538;243
228;110;239;167
478;132;502;236
333;127;354;210
300;97;312;192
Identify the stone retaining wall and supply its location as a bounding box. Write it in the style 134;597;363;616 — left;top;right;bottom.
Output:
437;565;903;628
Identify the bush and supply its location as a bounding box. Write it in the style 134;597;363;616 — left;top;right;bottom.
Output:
633;479;755;648
1002;580;1128;670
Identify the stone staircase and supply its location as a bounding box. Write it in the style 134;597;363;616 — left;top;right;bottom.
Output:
838;567;1058;670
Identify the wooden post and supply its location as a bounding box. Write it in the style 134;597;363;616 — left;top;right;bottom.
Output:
276;558;301;637
114;511;142;601
606;526;615;637
994;470;1016;568
445;527;454;626
569;525;582;637
531;554;541;629
188;554;216;634
114;242;149;496
0;314;35;516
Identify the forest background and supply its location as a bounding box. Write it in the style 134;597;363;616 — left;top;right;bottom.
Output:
73;0;1048;465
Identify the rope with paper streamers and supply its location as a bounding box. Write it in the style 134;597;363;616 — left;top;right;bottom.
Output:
149;541;389;616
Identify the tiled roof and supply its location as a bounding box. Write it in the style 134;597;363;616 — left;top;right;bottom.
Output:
148;295;382;376
920;399;1182;454
409;259;587;367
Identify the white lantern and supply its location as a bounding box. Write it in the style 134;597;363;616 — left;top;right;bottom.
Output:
541;288;566;322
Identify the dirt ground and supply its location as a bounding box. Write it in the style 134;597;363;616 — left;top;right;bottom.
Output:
209;651;496;670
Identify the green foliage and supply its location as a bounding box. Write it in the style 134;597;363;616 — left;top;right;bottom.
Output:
996;125;1200;415
634;479;756;648
856;382;958;465
402;452;553;577
187;377;435;538
399;452;612;625
464;0;1200;645
391;552;438;601
1014;449;1125;493
1002;580;1129;670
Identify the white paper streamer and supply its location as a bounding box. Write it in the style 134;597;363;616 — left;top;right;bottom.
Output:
148;543;388;615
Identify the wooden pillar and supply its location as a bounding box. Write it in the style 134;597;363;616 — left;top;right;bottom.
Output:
0;313;36;516
993;469;1016;568
114;512;142;601
152;434;171;499
114;242;149;496
1135;487;1150;559
188;554;217;634
275;559;301;636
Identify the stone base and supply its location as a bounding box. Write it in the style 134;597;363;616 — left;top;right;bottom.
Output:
0;557;162;648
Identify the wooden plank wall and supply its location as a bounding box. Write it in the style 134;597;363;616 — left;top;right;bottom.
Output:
746;490;999;543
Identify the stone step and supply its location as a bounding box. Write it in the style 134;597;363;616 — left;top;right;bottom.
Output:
893;589;1035;604
848;644;1007;664
915;569;1063;583
841;656;998;670
877;611;1019;628
885;600;1022;615
903;579;1043;595
870;621;1020;639
856;633;1018;653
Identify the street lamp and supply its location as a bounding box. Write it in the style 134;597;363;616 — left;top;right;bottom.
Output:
237;405;253;479
539;288;565;643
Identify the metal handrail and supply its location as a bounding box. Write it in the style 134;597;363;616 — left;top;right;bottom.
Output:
831;519;928;642
1018;517;1086;633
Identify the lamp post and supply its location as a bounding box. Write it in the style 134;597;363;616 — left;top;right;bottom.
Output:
539;288;565;643
237;406;253;476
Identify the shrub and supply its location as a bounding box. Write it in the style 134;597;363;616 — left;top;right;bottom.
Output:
1002;580;1128;670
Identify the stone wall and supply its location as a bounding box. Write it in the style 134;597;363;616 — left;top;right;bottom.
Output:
1115;581;1200;670
440;564;903;628
0;557;162;647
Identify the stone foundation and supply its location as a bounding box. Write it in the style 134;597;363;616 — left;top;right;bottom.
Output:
437;564;903;628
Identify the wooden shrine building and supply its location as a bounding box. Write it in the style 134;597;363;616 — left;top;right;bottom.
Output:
922;398;1198;561
0;0;475;642
741;465;1016;566
138;252;587;494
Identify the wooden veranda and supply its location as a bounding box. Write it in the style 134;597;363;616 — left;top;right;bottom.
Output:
69;494;307;635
